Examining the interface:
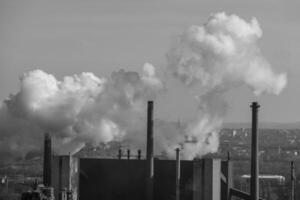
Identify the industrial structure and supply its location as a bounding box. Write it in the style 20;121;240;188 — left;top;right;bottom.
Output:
50;101;233;200
21;133;55;200
22;101;295;200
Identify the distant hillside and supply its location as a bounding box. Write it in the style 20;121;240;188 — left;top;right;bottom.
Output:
223;122;300;129
156;119;300;130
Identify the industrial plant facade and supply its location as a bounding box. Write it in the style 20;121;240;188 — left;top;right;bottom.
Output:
52;156;231;200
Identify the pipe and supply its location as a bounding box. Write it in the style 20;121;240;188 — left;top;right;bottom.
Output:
58;157;63;199
138;149;141;160
146;101;154;200
43;133;52;187
250;102;260;200
118;149;122;159
226;152;231;200
175;148;181;200
291;161;295;200
68;153;72;192
127;149;130;160
33;179;38;190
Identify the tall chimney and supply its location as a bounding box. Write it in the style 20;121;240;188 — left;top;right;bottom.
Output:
175;148;181;200
43;133;52;187
250;102;260;200
146;101;154;200
291;161;295;200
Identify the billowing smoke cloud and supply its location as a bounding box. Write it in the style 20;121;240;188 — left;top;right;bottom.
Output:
1;63;163;163
167;12;287;158
0;12;287;163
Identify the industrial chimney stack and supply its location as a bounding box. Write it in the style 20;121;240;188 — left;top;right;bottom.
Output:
43;133;52;187
146;101;154;200
250;102;260;200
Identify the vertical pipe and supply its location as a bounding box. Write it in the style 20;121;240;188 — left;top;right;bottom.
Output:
67;153;73;200
250;102;260;200
175;148;180;200
227;151;230;161
146;101;154;200
118;149;122;159
226;152;231;200
43;133;52;187
58;157;63;200
291;161;295;200
127;149;130;160
68;153;73;199
138;149;141;160
33;179;38;190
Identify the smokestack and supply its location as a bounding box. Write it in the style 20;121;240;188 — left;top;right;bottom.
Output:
43;133;52;187
175;148;181;200
146;101;154;200
250;102;260;200
291;161;295;200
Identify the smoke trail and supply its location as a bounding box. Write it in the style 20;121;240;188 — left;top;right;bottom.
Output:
167;12;287;158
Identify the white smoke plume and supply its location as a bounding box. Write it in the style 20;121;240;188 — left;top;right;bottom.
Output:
0;12;287;163
167;12;287;159
1;63;163;163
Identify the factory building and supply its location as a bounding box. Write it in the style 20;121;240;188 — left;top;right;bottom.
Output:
24;101;266;200
52;156;232;200
50;101;233;200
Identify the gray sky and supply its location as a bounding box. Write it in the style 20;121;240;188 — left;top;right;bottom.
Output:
0;0;299;123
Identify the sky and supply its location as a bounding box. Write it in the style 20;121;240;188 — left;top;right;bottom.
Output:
0;0;299;123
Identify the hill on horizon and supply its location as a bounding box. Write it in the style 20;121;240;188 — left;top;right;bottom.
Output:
223;122;300;129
